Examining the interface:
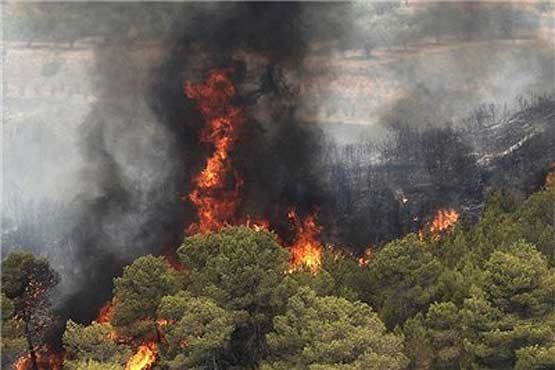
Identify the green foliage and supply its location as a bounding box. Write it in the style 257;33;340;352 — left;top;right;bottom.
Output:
262;287;408;370
2;251;59;299
63;320;131;368
363;234;444;328
1;294;27;368
178;227;295;365
1;251;60;370
516;344;555;370
291;251;363;301
517;187;555;265
157;291;235;369
178;227;292;315
65;359;123;370
111;255;180;338
482;241;555;317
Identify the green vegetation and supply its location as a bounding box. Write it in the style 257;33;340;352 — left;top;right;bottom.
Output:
2;187;554;369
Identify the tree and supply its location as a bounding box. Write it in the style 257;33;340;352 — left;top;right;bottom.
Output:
64;359;122;370
517;187;555;265
1;252;60;370
157;291;235;369
261;287;408;370
363;234;444;328
177;227;295;366
1;294;28;369
482;241;555;317
425;302;466;369
460;242;555;369
63;320;131;369
290;250;363;302
401;314;433;370
111;255;181;339
516;344;555;370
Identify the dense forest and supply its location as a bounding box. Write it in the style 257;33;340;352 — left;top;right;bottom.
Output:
2;181;554;370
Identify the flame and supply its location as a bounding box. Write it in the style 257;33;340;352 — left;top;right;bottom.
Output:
14;354;30;370
287;209;323;273
357;246;373;266
14;347;62;370
420;208;459;241
96;300;114;324
125;342;158;370
545;170;555;189
245;217;270;232
185;69;246;234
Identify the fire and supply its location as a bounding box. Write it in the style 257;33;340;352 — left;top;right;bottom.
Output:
287;209;323;273
125;342;158;370
185;69;246;234
96;300;114;324
14;347;62;370
357;246;373;266
546;170;555;189
420;208;460;241
14;354;30;370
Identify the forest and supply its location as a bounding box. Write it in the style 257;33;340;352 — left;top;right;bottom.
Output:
2;181;554;370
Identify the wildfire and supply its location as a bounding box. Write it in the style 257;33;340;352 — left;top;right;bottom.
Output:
185;69;246;234
125;342;158;370
287;209;323;273
420;208;460;241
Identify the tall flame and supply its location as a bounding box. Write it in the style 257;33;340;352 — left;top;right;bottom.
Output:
185;69;246;234
125;342;158;370
287;209;323;273
420;208;459;241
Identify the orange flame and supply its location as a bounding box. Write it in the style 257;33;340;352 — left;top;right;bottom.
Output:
287;209;323;273
546;171;555;189
125;342;158;370
14;347;62;370
96;300;114;324
185;69;246;234
420;208;459;241
357;246;373;266
14;354;30;370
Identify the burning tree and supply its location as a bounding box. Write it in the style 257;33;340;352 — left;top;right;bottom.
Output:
1;252;61;370
63;320;131;369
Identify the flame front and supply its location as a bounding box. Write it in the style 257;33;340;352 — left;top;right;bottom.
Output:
287;209;323;273
125;342;158;370
185;69;246;234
